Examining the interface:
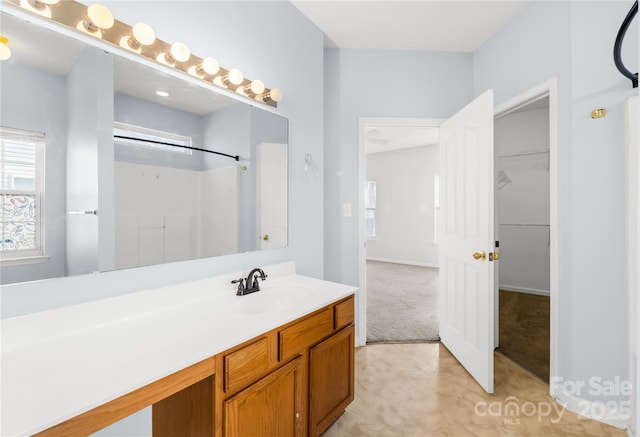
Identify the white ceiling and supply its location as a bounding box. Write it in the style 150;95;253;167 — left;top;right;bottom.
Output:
290;0;530;52
290;1;530;152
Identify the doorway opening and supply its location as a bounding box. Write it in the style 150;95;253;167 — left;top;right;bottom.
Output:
358;118;442;345
494;96;551;383
493;78;559;388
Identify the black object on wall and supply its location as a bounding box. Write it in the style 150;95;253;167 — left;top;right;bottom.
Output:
614;0;638;88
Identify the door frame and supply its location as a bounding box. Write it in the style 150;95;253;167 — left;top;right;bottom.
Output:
357;117;444;346
493;77;559;386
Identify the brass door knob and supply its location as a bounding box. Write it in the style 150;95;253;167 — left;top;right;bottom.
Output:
473;251;486;261
262;234;269;241
493;252;500;260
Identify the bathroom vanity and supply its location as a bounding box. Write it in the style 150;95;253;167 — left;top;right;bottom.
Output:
1;262;357;436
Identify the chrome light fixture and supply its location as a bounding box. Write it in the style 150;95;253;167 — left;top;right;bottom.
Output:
7;0;282;107
19;0;58;18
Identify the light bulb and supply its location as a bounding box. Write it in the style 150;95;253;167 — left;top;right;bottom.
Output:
200;57;219;75
20;0;59;18
0;36;11;61
120;22;155;53
158;42;190;66
268;88;283;102
250;80;265;95
238;80;265;96
214;69;244;88
170;42;190;63
228;69;244;85
86;4;114;30
257;88;283;103
132;23;155;46
190;57;219;77
78;3;114;36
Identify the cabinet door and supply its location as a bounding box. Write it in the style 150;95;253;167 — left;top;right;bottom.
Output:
309;325;355;436
223;357;304;437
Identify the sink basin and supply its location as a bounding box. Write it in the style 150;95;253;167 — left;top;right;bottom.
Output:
232;285;314;315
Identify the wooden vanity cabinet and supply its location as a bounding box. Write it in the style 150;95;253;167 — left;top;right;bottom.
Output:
309;325;355;436
223;356;305;437
152;294;355;437
32;295;353;437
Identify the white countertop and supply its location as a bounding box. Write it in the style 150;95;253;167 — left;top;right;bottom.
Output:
0;261;358;436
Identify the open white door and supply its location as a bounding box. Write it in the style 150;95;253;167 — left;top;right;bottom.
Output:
439;90;495;393
257;142;288;249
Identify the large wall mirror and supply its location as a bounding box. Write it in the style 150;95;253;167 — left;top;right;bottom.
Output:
0;12;288;285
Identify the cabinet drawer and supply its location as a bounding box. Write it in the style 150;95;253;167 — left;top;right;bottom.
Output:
224;337;270;393
334;296;354;330
279;308;333;361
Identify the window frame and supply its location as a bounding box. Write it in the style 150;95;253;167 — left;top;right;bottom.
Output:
0;126;46;264
365;180;377;240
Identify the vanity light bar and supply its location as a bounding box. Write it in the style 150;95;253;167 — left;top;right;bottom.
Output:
7;0;281;107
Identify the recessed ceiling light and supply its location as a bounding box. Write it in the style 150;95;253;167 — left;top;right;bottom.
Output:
155;90;170;97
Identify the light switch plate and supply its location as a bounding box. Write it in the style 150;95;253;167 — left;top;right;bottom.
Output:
343;203;352;217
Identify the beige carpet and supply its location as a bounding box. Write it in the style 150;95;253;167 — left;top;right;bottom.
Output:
366;261;439;343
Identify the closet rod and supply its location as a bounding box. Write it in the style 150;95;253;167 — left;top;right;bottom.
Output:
498;150;549;158
499;223;549;227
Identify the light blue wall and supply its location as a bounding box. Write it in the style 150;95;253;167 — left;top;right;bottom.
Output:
65;47;114;276
323;49;473;285
1;1;324;320
203;104;252;251
474;0;637;407
0;61;67;284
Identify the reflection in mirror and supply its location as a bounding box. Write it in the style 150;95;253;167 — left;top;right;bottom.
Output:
0;12;288;285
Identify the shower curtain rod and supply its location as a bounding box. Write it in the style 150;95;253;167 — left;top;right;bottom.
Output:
614;0;638;88
114;135;240;161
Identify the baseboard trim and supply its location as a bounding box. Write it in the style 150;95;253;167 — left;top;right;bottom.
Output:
366;257;439;269
499;284;550;296
554;389;629;430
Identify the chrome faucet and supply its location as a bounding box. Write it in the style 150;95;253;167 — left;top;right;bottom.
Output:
231;268;268;296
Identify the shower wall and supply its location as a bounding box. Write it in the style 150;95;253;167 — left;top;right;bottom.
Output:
496;104;550;295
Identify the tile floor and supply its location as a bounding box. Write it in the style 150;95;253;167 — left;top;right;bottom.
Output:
324;343;626;437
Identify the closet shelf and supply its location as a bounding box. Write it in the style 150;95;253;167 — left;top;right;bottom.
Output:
499;223;550;227
498;149;549;159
